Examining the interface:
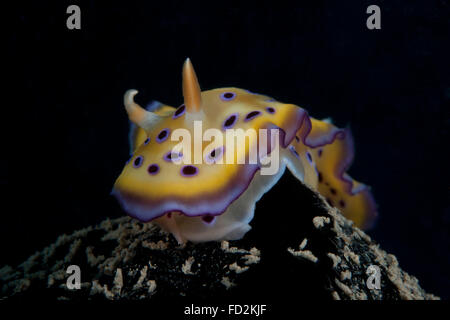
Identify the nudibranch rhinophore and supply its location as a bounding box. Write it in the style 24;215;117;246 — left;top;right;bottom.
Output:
112;58;377;243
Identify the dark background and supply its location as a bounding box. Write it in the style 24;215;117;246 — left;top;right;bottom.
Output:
5;0;449;299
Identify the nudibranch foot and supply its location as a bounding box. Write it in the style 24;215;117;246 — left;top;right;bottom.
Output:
154;213;186;244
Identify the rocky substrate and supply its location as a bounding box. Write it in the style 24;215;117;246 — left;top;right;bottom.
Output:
0;183;439;301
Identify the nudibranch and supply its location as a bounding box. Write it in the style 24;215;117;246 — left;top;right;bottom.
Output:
112;58;377;243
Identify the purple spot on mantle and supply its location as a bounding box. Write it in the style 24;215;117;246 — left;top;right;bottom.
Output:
318;171;323;183
144;137;150;145
147;163;159;175
244;111;262;122
133;156;144;168
181;165;199;177
289;145;300;159
318;149;323;157
163;151;183;162
173;104;186;119
306;151;313;164
223;113;238;129
266;106;276;114
205;146;225;164
220;92;236;101
156;128;170;143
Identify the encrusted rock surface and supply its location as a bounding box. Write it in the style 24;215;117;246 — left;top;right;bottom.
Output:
0;184;439;301
0;217;262;301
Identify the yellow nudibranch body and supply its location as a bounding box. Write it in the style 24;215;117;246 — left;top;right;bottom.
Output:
112;59;377;243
